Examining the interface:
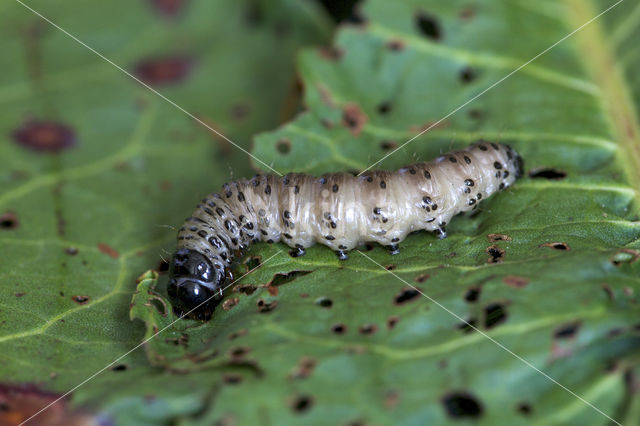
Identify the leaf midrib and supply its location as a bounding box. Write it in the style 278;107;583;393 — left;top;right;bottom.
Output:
565;0;640;202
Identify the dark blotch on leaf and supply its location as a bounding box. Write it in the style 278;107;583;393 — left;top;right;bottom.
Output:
503;275;529;288
331;323;347;334
415;11;442;41
342;103;367;136
540;242;570;251
276;138;291;155
394;288;420;305
269;270;311;287
464;287;480;302
387;316;400;329
486;245;505;263
554;322;580;339
457;318;477;334
484;303;507;329
315;297;333;308
12;120;75;153
442;391;483;418
244;1;264;26
468;109;484;120
377;101;392;115
72;295;89;304
223;374;243;385
459;66;476;83
256;299;277;313
291;394;313;413
359;324;378;335
111;364;127;372
380;140;398;151
0;212;19;230
414;273;429;283
517;402;533;415
528;168;566;180
134;56;193;86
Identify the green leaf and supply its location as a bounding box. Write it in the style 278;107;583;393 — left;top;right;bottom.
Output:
0;0;330;423
143;0;640;424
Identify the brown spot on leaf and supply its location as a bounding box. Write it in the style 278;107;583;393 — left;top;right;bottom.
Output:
228;328;248;340
384;390;400;409
342;103;367;136
409;120;449;133
276;138;291;155
539;242;570;251
15;292;25;298
380;140;398;151
414;273;429;283
387;39;405;51
487;233;511;242
459;5;477;20
387;316;400;329
268;270;311;287
12;120;75;153
230;103;251;121
149;0;188;16
235;284;257;295
97;243;120;259
502;275;529;288
289;357;316;380
134;56;193;86
528;168;566;180
222;298;239;311
486;245;505;263
0;212;19;230
72;295;90;305
318;46;343;61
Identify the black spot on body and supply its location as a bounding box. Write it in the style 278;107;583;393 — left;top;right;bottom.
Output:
332;184;339;192
265;185;271;195
380;181;386;189
424;170;431;179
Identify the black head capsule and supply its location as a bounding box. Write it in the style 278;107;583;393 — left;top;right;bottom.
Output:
167;248;225;320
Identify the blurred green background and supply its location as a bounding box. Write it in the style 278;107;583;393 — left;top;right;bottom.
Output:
1;0;639;425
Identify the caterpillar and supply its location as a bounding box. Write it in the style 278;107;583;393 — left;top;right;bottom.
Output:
168;142;523;319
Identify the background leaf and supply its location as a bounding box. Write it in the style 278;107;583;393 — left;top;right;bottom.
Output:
2;0;640;425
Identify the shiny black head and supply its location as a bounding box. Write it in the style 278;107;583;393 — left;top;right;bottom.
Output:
167;249;225;320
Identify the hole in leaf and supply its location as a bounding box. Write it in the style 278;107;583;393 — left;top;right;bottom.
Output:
415;12;442;41
235;284;258;295
380;140;397;151
394;288;420;305
276;138;291;154
315;297;333;308
377;101;392;115
256;299;277;313
486;245;505;263
243;256;261;270
457;318;477;334
150;298;167;316
222;297;239;311
156;259;169;273
223;374;243;385
539;242;570;251
359;324;378;335
71;295;89;305
464;287;480;302
291;395;313;413
610;249;640;266
487;233;511;243
516;402;533;416
442;391;483;418
0;212;19;230
554;322;580;339
269;270;312;287
459;66;476;83
484;303;507;329
331;323;347;334
528;168;566;180
387;316;400;329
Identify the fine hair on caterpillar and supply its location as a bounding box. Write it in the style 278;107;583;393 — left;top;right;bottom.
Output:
168;141;523;319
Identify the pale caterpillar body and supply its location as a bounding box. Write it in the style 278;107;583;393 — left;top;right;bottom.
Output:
168;142;523;318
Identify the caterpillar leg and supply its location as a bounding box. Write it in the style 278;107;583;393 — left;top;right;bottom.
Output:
290;246;306;257
388;244;400;255
336;250;349;260
436;224;447;240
